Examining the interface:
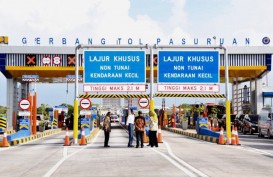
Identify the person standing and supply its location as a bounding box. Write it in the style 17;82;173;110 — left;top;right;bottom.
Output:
134;111;146;148
149;111;158;147
103;112;111;147
126;109;135;147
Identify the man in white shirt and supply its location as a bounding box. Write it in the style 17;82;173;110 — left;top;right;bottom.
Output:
126;109;135;147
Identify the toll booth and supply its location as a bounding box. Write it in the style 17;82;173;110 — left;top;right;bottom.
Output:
53;106;68;128
7;118;31;141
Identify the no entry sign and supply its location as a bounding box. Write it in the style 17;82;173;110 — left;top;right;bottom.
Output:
138;98;149;108
19;99;30;110
80;98;92;110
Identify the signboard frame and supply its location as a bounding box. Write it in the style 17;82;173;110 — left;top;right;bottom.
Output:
157;50;219;83
83;50;146;84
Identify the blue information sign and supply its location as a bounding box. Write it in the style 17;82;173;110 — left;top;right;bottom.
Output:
158;51;219;83
84;50;146;83
19;119;30;130
80;118;90;128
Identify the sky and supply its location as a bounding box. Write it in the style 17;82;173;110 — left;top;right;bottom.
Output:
1;0;273;107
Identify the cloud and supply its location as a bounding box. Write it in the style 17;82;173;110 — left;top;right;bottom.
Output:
0;0;192;45
1;0;273;106
188;0;273;44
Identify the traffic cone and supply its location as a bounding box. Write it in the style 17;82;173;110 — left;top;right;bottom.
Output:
218;127;225;145
143;130;149;143
64;128;71;146
231;125;237;145
211;122;214;131
1;129;10;147
208;122;211;130
80;127;87;145
235;127;241;145
157;125;163;143
215;122;219;131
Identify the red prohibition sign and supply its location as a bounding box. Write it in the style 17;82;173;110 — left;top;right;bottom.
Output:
19;99;30;110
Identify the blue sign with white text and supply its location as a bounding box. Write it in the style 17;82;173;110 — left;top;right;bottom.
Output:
158;51;219;83
84;50;146;83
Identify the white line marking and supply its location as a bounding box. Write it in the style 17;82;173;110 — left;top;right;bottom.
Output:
63;147;67;157
226;145;273;157
150;148;197;177
43;131;100;177
163;140;209;177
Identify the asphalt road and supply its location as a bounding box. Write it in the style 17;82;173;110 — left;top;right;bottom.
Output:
0;124;273;177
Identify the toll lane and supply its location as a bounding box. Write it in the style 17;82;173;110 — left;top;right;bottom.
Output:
48;124;193;177
1;125;273;177
0;131;67;176
234;132;273;156
159;130;273;177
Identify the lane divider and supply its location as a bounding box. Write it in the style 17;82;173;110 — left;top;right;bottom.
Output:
5;129;62;147
163;127;218;144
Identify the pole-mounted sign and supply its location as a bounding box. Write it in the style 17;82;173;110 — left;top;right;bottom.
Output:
19;99;30;110
138;98;150;108
80;98;92;110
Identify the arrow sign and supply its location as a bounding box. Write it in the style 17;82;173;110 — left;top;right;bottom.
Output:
138;98;149;108
80;98;92;110
19;99;30;110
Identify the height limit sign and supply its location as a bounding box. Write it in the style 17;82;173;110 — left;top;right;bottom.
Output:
138;98;149;108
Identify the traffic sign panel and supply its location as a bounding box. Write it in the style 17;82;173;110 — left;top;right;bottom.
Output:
157;84;220;92
80;98;92;110
158;51;219;83
84;50;146;83
19;99;30;110
138;98;149;108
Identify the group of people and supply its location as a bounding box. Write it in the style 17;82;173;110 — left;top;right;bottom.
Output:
102;110;159;148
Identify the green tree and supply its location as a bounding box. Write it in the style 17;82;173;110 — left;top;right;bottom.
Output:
60;103;74;116
37;103;49;119
180;103;191;121
0;106;7;114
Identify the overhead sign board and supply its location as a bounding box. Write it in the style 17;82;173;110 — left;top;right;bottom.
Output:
19;99;30;110
66;75;83;82
158;51;219;83
84;50;146;83
22;75;39;82
138;98;149;108
157;84;220;92
83;84;146;92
